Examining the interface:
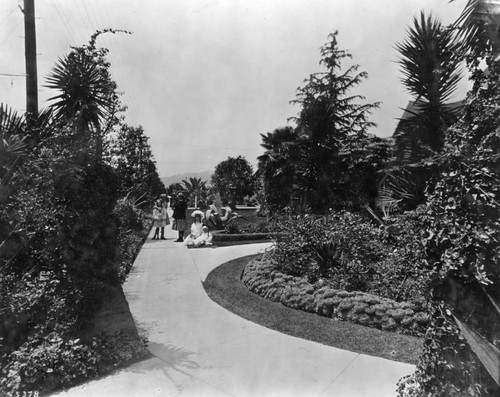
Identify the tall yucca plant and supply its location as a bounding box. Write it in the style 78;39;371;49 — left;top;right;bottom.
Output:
45;50;116;135
378;12;464;215
395;11;463;154
45;30;126;161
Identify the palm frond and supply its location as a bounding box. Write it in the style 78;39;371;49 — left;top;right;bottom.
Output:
45;51;116;131
0;104;26;160
451;0;500;55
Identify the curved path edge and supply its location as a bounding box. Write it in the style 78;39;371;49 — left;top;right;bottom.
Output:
53;223;415;397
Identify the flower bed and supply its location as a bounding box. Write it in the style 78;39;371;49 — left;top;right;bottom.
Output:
241;257;430;336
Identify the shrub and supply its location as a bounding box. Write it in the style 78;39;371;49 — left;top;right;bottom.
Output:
271;211;385;282
269;210;431;305
0;331;146;396
113;198;150;282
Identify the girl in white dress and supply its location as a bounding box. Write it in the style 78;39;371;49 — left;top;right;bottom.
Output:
184;212;203;245
193;226;213;247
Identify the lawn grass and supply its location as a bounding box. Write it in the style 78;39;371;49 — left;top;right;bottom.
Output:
203;253;423;365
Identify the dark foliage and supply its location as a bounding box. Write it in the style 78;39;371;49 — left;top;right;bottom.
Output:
270;210;431;306
398;50;500;397
211;156;257;206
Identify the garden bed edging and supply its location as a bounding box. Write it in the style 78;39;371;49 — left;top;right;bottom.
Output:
241;258;430;336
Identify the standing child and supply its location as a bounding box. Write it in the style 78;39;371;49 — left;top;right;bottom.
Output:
152;200;162;240
160;197;170;239
171;193;188;242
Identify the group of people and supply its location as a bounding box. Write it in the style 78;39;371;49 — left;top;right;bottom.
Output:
205;201;233;230
156;193;213;248
182;210;213;247
152;193;237;247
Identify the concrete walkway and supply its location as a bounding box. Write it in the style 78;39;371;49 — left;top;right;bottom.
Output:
54;225;415;397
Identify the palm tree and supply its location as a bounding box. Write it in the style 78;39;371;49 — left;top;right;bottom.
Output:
257;126;302;212
0;104;28;268
0;105;26;188
181;177;207;207
395;11;463;155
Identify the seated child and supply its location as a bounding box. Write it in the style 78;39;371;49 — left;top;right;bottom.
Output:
184;213;203;246
193;226;213;247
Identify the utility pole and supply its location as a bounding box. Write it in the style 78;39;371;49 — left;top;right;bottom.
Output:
24;0;38;117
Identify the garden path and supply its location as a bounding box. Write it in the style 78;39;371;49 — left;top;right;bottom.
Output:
53;215;415;397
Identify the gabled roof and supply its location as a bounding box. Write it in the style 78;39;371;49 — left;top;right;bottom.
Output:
393;100;465;138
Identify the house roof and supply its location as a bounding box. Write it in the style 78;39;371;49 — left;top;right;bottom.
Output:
393;100;465;138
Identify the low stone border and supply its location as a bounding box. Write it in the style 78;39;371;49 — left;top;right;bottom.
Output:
241;258;430;336
211;230;277;242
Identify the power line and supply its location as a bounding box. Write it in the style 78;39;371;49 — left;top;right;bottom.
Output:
0;5;19;27
0;18;23;46
73;0;93;32
0;72;26;77
48;0;80;44
78;0;98;30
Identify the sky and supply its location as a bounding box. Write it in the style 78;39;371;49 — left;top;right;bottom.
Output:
1;0;471;177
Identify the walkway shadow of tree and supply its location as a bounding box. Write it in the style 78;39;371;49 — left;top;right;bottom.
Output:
131;342;203;393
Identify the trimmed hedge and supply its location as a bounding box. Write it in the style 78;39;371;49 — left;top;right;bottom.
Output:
242;258;430;336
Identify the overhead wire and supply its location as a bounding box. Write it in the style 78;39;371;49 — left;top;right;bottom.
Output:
101;8;142;127
0;18;22;47
75;0;141;127
79;0;100;31
48;0;80;45
0;5;19;28
0;72;26;77
73;0;93;33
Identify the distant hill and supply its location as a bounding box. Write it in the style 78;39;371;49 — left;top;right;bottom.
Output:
161;170;213;189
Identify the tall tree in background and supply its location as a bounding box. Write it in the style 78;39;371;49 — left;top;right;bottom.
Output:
291;31;379;213
181;177;208;207
211;156;256;207
111;124;165;205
